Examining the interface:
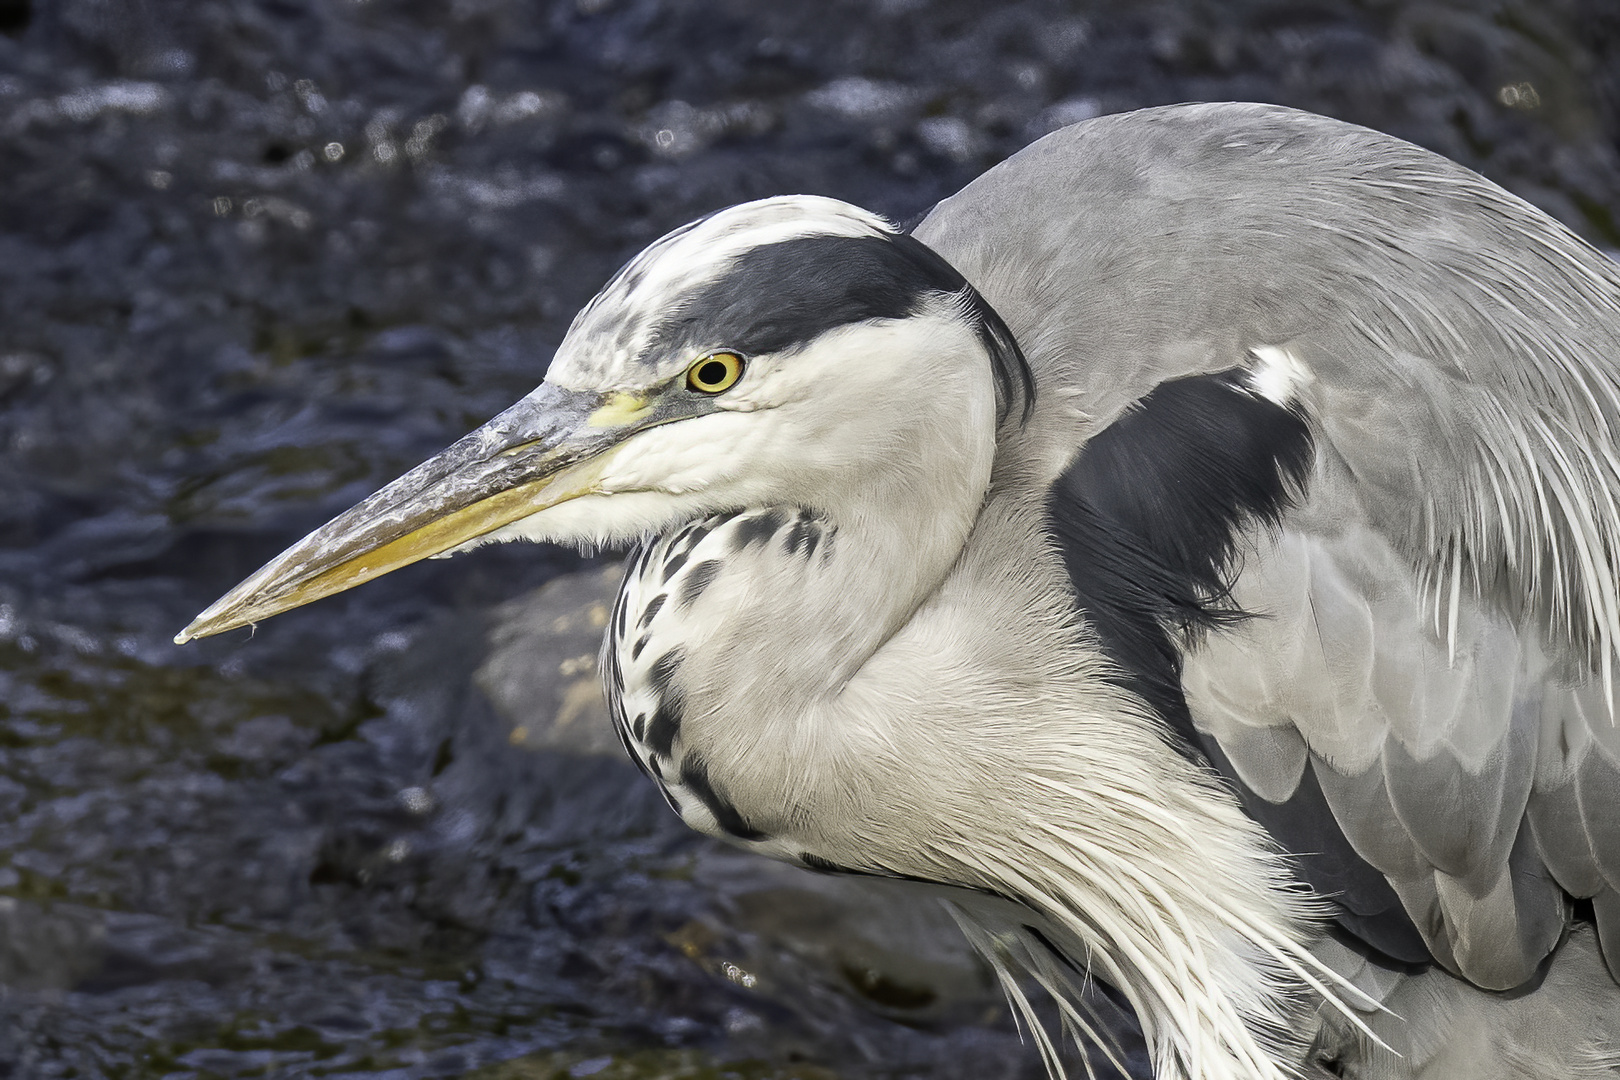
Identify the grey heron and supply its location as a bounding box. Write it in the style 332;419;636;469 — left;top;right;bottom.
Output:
177;102;1620;1079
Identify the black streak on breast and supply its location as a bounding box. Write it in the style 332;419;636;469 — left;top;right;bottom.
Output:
680;755;768;841
731;509;787;552
643;649;685;758
677;560;723;609
660;550;690;583
638;592;667;630
783;511;821;559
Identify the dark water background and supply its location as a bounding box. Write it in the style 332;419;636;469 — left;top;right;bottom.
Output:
3;1;1620;1077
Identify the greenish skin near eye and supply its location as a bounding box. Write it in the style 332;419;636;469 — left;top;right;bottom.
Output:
686;351;744;394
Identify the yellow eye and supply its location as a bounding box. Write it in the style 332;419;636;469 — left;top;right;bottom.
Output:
685;351;745;394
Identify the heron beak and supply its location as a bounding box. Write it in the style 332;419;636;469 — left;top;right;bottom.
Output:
175;382;648;643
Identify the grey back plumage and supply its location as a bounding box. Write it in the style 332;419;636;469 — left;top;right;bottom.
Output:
916;103;1620;996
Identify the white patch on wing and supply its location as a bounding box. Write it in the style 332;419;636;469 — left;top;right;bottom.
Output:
1247;345;1314;406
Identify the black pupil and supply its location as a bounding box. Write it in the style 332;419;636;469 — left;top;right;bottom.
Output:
697;360;729;387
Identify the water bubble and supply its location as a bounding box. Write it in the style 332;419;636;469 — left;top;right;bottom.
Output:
720;960;757;988
405;114;447;158
1498;82;1541;110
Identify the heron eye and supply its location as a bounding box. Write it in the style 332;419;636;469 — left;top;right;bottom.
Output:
686;351;744;394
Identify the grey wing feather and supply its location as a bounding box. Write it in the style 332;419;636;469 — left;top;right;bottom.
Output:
1183;487;1571;988
915;101;1620;991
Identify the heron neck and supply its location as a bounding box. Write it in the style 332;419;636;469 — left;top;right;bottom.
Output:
618;486;1333;1080
606;358;999;836
696;433;993;707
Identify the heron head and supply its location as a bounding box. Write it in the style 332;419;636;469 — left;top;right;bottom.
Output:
177;195;1028;643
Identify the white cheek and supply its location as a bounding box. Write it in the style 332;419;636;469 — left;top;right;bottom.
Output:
600;413;764;494
725;361;811;413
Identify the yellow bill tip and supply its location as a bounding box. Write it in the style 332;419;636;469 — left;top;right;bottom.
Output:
172;450;616;645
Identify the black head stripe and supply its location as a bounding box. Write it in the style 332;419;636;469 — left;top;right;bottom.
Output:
655;234;947;357
654;233;1034;423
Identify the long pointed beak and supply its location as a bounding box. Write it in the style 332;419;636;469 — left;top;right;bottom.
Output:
175;382;642;643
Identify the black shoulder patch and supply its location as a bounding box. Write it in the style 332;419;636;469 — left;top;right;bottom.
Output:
654;232;1033;424
1047;370;1312;748
1047;369;1431;968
